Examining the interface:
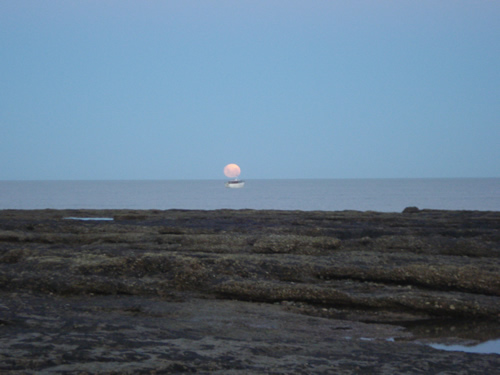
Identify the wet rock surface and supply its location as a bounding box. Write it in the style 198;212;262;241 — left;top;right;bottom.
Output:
0;209;499;373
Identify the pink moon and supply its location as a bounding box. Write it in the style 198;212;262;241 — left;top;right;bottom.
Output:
224;164;241;178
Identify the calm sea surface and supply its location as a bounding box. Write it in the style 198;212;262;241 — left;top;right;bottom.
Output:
1;178;499;211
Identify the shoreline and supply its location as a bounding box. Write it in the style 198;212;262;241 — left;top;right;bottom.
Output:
1;209;499;373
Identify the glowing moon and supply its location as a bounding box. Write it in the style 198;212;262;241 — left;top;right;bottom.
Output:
224;163;241;178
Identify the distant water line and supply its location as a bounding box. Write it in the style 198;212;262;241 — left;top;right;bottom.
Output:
0;178;499;212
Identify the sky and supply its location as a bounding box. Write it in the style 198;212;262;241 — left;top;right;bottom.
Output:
1;1;499;180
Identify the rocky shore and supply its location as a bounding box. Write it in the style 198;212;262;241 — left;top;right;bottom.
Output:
1;209;499;373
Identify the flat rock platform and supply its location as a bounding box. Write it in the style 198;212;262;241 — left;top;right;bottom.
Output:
0;209;499;373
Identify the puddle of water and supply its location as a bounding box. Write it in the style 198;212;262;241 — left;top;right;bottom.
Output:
429;339;500;355
399;317;499;350
346;335;500;354
395;318;500;354
64;217;114;221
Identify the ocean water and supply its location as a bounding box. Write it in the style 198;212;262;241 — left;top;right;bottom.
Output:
0;178;499;211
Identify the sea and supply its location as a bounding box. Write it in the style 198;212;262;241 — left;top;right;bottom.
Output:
0;178;499;211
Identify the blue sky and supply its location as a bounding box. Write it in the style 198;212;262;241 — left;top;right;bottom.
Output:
1;1;499;180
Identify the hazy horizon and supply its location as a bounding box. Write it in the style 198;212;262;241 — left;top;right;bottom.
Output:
2;177;499;182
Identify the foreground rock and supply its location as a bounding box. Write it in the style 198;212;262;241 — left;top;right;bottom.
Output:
0;209;499;373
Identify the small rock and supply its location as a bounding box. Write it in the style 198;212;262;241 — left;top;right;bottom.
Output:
402;206;420;214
